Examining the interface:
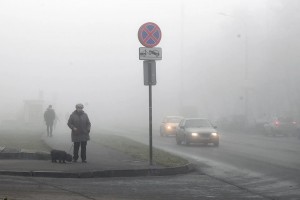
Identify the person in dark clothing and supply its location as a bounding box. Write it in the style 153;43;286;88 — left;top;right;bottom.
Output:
44;105;56;137
67;103;91;163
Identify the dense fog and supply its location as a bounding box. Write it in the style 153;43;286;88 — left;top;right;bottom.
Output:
1;0;300;131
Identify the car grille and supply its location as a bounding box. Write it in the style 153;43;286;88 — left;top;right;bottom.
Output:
200;133;211;138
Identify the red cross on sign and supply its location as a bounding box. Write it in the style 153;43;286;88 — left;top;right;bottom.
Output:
138;22;162;48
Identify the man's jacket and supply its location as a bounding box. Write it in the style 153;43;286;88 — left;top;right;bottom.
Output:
67;110;91;142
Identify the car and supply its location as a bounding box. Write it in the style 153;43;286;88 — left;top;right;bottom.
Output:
263;116;298;137
149;50;160;56
160;116;183;137
175;118;219;146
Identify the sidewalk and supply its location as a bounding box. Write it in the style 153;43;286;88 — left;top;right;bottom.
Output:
0;128;194;178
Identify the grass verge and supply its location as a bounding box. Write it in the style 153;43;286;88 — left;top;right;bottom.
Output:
93;133;189;167
0;129;51;152
0;128;189;167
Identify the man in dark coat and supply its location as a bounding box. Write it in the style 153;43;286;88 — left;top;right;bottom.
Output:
44;105;56;137
67;103;91;163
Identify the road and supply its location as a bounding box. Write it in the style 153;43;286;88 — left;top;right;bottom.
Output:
0;172;266;200
117;127;300;199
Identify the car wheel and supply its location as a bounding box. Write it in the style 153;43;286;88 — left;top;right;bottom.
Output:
271;129;276;137
264;129;270;136
160;129;165;137
213;141;219;147
176;135;181;145
184;135;190;146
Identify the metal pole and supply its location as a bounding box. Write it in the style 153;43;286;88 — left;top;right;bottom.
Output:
149;84;153;165
179;0;184;112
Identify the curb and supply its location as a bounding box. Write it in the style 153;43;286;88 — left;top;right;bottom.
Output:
0;152;50;160
0;163;195;178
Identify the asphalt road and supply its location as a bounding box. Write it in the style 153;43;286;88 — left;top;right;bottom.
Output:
117;127;300;200
0;172;266;200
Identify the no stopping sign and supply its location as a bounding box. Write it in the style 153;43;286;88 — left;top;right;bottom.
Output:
138;22;162;48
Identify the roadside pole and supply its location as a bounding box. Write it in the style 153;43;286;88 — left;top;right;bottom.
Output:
138;22;162;165
149;82;153;165
143;60;157;165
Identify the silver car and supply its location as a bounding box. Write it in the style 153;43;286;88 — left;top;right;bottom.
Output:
176;118;219;146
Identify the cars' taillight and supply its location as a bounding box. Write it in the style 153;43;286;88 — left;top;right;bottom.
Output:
292;121;297;125
274;121;280;127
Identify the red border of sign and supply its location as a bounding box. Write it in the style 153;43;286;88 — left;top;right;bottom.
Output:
138;22;162;48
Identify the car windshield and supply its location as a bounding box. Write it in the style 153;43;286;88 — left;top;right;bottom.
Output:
185;119;212;128
278;117;294;123
166;118;182;123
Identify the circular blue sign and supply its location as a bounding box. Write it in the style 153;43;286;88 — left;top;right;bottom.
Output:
138;22;162;48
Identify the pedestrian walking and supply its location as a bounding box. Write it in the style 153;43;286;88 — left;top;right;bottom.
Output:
44;105;56;137
67;103;91;163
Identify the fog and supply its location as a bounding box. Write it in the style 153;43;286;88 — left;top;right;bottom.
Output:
1;0;300;130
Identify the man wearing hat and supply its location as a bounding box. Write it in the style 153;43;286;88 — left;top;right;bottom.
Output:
67;103;91;163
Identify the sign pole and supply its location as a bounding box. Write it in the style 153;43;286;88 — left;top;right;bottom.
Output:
138;22;162;166
144;60;156;166
149;84;153;166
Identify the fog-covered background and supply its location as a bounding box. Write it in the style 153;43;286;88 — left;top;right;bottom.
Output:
1;0;300;130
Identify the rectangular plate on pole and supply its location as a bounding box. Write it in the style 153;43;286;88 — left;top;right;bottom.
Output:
143;60;156;85
139;47;162;60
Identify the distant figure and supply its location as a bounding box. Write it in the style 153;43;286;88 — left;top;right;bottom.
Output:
44;105;56;137
67;103;91;163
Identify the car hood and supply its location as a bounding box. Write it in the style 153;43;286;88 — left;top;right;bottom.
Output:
165;123;179;126
185;127;217;133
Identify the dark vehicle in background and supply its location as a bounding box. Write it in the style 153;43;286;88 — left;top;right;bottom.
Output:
263;116;298;137
160;116;183;137
176;118;219;146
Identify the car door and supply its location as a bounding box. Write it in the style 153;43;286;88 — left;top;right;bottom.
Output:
177;119;186;140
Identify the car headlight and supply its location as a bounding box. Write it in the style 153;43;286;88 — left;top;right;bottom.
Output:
166;125;171;129
211;132;218;137
191;133;198;137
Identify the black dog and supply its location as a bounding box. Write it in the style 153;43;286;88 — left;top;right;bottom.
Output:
50;149;72;163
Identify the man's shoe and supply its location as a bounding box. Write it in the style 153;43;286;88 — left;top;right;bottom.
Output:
82;160;87;163
72;159;77;163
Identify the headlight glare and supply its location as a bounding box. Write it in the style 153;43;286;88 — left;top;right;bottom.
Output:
191;133;198;137
211;132;218;137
